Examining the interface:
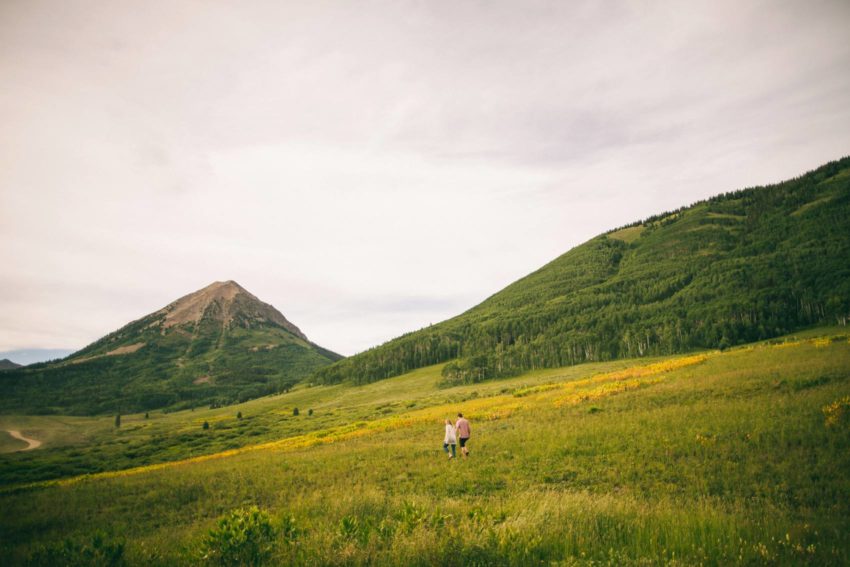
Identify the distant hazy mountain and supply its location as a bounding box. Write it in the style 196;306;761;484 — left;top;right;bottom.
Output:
314;157;850;386
0;359;22;370
0;281;341;415
0;349;75;366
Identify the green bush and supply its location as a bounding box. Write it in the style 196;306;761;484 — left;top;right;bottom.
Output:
337;514;362;542
27;531;126;567
198;506;276;566
278;514;301;544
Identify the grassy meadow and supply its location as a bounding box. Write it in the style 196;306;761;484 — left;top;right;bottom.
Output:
0;431;28;453
1;328;849;565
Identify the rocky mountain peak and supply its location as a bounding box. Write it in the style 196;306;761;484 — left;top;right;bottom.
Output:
158;280;308;340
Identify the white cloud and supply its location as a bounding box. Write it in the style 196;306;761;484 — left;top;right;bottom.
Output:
1;0;849;354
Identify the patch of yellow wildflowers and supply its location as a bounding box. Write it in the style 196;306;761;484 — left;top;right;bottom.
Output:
18;354;709;491
551;354;708;407
823;396;850;428
31;392;525;489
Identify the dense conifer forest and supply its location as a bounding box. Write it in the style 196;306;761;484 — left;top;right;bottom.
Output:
313;157;850;386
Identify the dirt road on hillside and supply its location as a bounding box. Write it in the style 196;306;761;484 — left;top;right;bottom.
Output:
5;429;42;451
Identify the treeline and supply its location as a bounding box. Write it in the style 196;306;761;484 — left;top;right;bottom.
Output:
0;322;335;415
313;156;850;387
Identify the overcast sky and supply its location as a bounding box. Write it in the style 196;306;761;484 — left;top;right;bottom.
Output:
1;0;849;359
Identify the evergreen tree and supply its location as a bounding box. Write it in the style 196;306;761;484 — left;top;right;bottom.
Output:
311;157;850;387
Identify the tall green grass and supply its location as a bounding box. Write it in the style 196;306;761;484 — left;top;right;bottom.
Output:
0;331;848;565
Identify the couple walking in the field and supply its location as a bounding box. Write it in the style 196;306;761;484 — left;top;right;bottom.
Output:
442;413;471;459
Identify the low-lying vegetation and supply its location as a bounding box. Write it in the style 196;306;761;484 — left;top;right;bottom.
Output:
0;329;848;565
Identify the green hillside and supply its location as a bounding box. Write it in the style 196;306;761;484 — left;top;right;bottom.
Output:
0;329;848;565
0;281;341;415
314;157;850;386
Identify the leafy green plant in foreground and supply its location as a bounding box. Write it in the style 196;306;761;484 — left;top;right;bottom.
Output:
26;531;126;567
198;506;276;567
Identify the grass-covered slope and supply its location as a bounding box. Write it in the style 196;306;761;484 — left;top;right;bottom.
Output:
314;157;850;386
0;329;848;565
0;281;342;415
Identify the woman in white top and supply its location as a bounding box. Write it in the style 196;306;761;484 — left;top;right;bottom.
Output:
443;419;457;459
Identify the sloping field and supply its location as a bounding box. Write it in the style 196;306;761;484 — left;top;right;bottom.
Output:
1;329;849;565
0;431;28;454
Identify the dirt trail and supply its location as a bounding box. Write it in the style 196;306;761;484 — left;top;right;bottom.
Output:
5;429;42;451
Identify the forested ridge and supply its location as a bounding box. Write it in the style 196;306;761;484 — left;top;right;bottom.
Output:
0;283;341;415
313;157;850;386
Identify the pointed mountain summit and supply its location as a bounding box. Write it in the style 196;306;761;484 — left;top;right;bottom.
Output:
156;281;308;340
0;359;22;371
0;281;342;415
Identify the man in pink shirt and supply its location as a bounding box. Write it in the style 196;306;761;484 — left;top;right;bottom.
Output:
455;413;471;458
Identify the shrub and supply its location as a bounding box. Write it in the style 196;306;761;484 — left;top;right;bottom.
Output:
307;408;313;416
397;501;427;533
198;506;276;566
278;514;301;544
292;407;299;416
27;531;126;567
237;411;243;420
338;515;359;541
337;515;369;545
203;421;210;430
